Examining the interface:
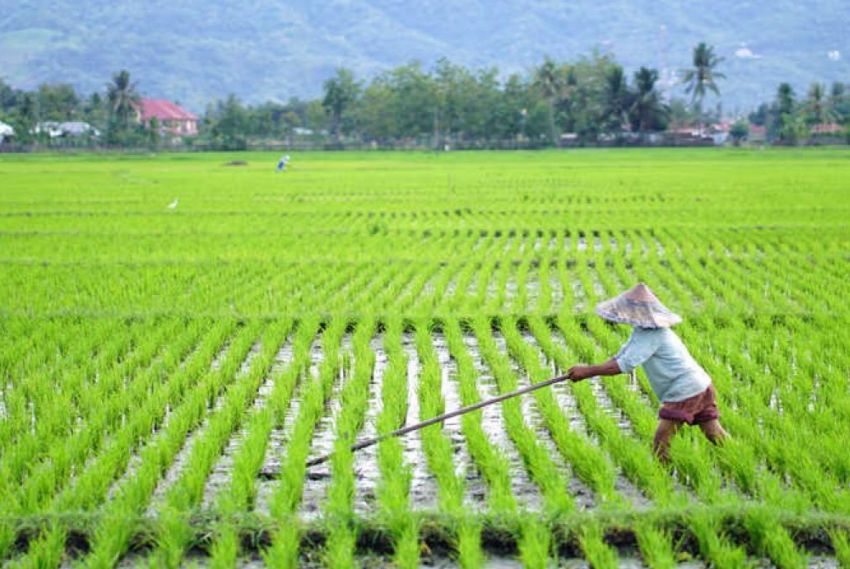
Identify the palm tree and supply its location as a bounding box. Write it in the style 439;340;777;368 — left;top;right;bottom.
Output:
534;58;561;145
629;67;668;133
106;70;140;130
680;43;725;131
804;82;836;126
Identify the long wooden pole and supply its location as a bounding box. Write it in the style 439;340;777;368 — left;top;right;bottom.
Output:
258;372;571;479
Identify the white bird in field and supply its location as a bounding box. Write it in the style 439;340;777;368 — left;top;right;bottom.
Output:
167;198;179;209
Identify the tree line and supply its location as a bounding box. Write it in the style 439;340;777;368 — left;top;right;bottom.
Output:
1;44;848;149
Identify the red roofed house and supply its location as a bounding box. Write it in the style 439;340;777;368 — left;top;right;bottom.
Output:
810;123;843;135
136;99;198;137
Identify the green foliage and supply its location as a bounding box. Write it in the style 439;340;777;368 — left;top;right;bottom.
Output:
729;120;749;144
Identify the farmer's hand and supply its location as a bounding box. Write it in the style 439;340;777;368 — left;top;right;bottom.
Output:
567;365;592;381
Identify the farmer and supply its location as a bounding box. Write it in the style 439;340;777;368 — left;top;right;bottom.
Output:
566;283;728;462
276;154;290;172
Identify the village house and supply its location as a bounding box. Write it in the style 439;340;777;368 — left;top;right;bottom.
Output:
34;121;100;138
810;123;843;136
137;99;198;137
0;120;14;142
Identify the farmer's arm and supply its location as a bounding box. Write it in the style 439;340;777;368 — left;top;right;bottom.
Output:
567;328;660;382
567;358;621;381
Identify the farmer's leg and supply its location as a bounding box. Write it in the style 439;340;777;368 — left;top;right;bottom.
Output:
653;419;681;463
698;419;728;444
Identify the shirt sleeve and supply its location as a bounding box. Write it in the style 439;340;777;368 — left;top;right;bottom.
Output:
614;328;660;373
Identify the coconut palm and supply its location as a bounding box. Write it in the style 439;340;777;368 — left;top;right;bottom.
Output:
804;82;837;126
106;70;140;130
680;43;725;107
681;43;725;134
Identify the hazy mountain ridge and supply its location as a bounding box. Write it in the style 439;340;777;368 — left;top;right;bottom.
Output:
1;0;847;111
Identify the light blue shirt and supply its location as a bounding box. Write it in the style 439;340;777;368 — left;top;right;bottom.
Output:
614;327;711;402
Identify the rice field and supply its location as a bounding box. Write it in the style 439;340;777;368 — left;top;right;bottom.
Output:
1;148;849;568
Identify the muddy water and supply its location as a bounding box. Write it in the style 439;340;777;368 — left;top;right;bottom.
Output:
299;334;353;520
401;332;440;511
525;274;565;314
499;331;596;510
587;269;607;301
504;272;518;306
255;331;325;514
462;333;542;512
443;271;460;299
571;278;586;312
146;339;263;515
352;334;385;516
200;332;295;510
209;339;232;370
432;332;487;510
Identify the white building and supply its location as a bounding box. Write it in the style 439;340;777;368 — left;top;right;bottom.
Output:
0;120;14;141
34;121;100;138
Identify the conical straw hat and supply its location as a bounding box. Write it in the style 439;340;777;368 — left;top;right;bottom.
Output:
595;283;682;328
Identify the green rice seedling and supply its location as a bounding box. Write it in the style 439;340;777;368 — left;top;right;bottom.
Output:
829;528;850;568
373;317;419;568
321;318;375;567
687;511;749;569
634;522;677;569
742;506;807;569
211;319;326;567
470;317;573;515
413;319;466;514
577;520;619;568
518;517;552;569
82;321;263;568
500;317;620;503
455;514;485;569
443;319;517;517
412;319;485;567
2;319;221;564
264;319;347;567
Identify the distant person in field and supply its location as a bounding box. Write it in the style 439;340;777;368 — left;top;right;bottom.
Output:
567;283;728;462
276;154;290;172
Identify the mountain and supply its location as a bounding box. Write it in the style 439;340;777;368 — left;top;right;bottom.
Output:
1;0;848;112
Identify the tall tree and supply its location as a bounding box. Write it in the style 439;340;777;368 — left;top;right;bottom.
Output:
680;42;725;128
776;83;795;116
208;94;248;149
106;70;140;131
0;79;23;114
37;83;79;121
629;67;668;133
774;83;803;144
602;65;631;132
322;68;360;141
533;58;561;145
829;82;850;124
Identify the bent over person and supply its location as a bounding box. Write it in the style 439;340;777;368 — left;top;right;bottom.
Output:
567;283;728;462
